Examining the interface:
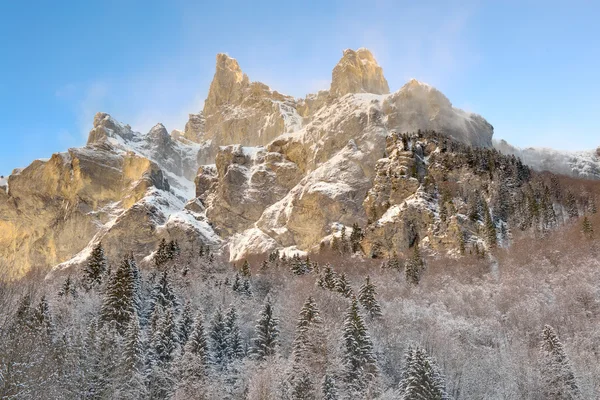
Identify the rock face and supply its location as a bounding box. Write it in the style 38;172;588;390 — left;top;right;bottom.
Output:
0;113;219;279
330;48;390;97
186;53;304;163
197;50;496;261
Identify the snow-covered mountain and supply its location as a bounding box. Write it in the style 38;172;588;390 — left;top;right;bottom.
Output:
494;139;600;179
3;47;592;278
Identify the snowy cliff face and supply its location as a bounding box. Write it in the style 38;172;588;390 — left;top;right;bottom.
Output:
494;139;600;180
0;48;499;277
196;50;496;261
0;112;220;279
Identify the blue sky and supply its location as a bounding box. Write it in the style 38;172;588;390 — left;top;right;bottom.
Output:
1;0;599;176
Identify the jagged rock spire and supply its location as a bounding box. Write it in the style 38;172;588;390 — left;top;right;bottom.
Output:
330;48;390;97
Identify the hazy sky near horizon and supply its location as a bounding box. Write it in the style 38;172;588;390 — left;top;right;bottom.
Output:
1;0;599;175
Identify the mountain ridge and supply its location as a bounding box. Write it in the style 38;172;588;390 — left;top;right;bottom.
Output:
1;48;596;278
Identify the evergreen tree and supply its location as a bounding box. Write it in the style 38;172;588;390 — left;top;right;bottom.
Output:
152;307;178;365
242;278;253;296
387;253;402;271
83;242;108;290
32;295;53;337
405;245;425;285
209;308;229;369
331;235;341;253
290;255;311;275
483;202;497;248
232;273;242;293
225;306;244;361
335;273;353;298
539;325;581;400
178;313;209;382
582;216;593;238
178;301;194;347
149;271;179;314
340;226;349;254
350;223;364;253
167;240;180;260
342;297;378;395
118;313;147;399
358;276;382;319
291;369;315;400
240;259;251;277
317;265;338;290
398;346;450;400
290;296;327;399
322;374;339;400
252;298;279;361
95;322;122;397
154;238;170;267
100;255;139;333
58;275;77;298
565;191;579;219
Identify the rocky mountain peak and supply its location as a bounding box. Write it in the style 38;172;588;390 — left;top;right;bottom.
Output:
203;53;250;116
87;112;134;145
330;48;390;97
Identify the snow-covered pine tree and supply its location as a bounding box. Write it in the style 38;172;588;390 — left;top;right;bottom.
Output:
252;298;279;361
398;346;450;400
33;295;53;337
482;202;497;247
58;275;77;298
322;374;339;400
242;278;253;296
342;296;378;395
167;240;180;260
176;313;209;397
117;312;147;399
225;306;244;361
358;276;382;319
240;259;251;277
100;255;139;333
335;273;353;298
289;296;326;398
292;296;322;359
539;325;581;400
564;191;579;219
405;244;424;286
178;301;194;347
317;264;338;290
147;308;177;399
232;273;242;292
154;238;170;267
340;226;349;254
152;307;178;365
209;308;229;369
291;369;315;400
149;271;179;314
83;242;108;291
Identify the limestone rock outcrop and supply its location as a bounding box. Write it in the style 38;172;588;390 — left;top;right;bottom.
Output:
330;48;390;97
195;50;497;262
187;53;304;163
0;113;219;279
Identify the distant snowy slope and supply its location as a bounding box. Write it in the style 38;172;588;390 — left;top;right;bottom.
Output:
494;139;600;179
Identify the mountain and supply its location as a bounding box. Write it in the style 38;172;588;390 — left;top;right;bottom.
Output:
494;139;600;179
1;48;588;279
